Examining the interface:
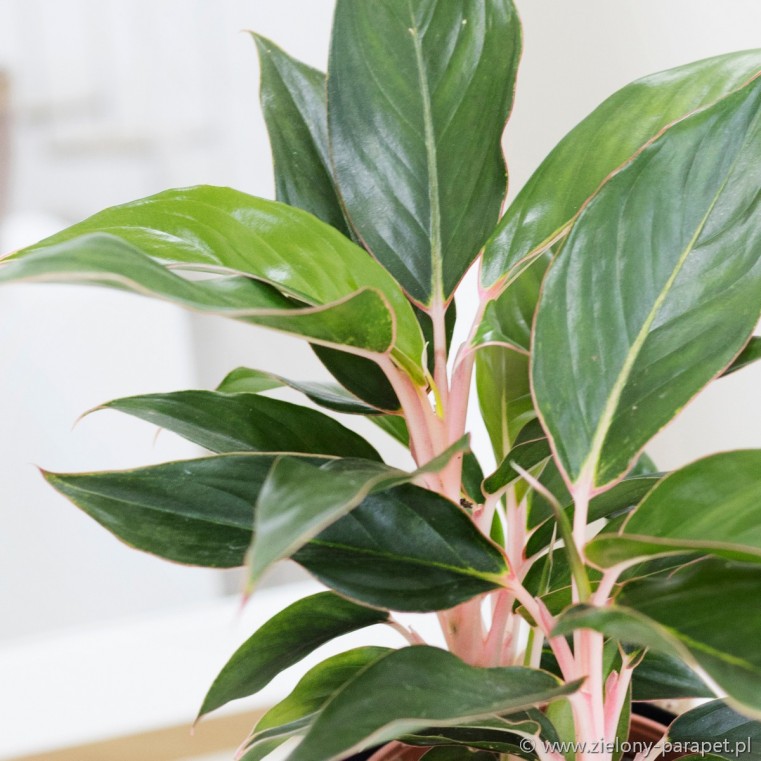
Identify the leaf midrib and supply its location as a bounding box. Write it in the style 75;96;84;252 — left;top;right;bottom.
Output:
408;0;442;305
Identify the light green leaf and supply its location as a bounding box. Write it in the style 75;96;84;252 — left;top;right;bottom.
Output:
97;390;380;460
532;76;761;488
198;593;389;719
482;419;550;496
0;234;395;357
587;451;761;567
482;50;761;287
721;335;761;377
43;454;286;568
253;34;350;237
328;0;521;304
286;647;578;761
246;437;470;587
217;366;380;415
294;483;508;611
669;700;761;760
1;186;425;376
421;749;498;761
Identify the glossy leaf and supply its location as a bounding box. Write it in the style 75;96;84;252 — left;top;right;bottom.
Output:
556;559;761;717
482;420;550;496
0;234;395;357
246;438;469;586
254;34;350;237
328;0;521;304
721;335;761;377
312;344;401;412
97;390;380;460
526;474;661;557
198;593;389;719
631;651;712;701
482;50;761;287
669;700;761;760
1;186;425;376
421;749;497;761
404;713;553;758
475;255;549;355
240;647;391;760
586;451;761;567
294;484;507;611
533;76;761;488
43;454;282;567
287;647;578;761
217;366;380;415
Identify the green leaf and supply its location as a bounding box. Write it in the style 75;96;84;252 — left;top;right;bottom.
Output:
532;76;761;488
631;651;712;701
0;233;395;357
556;559;761;717
239;647;391;760
97;390;380;460
286;647;578;761
253;34;350;237
476;349;534;465
198;593;389;719
482;420;550;496
246;438;470;587
669;700;761;760
421;749;498;761
42;454;282;568
721;335;761;377
312;344;401;412
404;712;553;757
482;50;761;287
586;451;761;567
1;186;425;376
294;483;507;611
328;0;521;304
475;255;549;355
217;366;380;415
526;474;661;557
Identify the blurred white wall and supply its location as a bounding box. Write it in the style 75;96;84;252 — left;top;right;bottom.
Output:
0;0;758;659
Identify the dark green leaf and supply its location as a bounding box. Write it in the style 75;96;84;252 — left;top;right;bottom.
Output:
253;34;350;237
556;559;761;717
294;483;507;611
287;647;578;761
217;366;380;415
43;454;281;567
526;475;661;557
587;451;761;567
312;344;401;412
247;438;470;586
328;0;521;304
482;51;761;287
97;390;380;460
404;712;554;758
632;651;712;701
532;77;761;488
198;593;389;719
669;700;761;760
421;749;498;761
721;336;761;377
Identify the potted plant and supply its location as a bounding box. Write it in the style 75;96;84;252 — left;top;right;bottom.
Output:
2;1;761;760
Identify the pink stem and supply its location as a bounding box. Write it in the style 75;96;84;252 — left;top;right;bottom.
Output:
482;588;514;666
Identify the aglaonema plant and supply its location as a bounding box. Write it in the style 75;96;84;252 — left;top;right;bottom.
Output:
3;2;761;760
